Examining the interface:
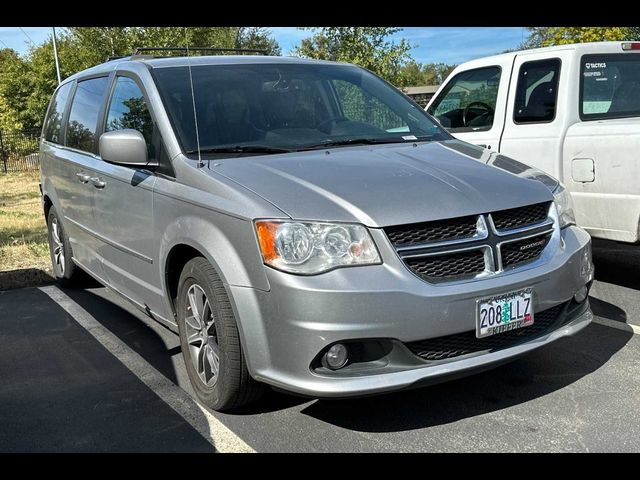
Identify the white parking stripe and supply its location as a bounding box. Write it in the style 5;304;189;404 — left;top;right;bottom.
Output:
593;316;640;335
39;285;254;453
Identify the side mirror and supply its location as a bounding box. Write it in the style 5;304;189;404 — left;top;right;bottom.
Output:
99;129;154;168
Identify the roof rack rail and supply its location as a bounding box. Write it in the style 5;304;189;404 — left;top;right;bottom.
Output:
131;47;268;58
106;55;128;62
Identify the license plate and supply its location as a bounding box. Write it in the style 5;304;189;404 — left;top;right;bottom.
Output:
476;288;534;338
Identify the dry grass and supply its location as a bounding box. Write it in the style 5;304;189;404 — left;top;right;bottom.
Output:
0;172;51;272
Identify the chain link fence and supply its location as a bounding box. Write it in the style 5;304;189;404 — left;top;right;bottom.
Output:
0;129;42;174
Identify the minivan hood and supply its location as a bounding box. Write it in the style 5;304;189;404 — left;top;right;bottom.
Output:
210;140;554;227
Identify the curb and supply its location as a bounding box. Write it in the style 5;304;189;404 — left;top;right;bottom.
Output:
0;268;55;291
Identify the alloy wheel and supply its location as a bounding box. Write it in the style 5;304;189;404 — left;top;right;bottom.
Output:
50;217;65;276
184;284;220;386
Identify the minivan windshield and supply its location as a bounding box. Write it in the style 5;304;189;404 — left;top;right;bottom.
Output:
152;62;449;156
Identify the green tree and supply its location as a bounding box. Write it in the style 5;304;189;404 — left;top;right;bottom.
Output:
292;27;413;86
0;48;28;131
427;63;456;85
0;47;36;131
521;27;638;49
398;61;427;86
397;61;456;87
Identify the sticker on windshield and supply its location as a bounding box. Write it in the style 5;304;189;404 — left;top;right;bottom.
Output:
402;135;418;140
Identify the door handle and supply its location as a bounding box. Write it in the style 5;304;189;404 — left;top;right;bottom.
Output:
90;176;106;189
477;144;491;149
76;172;91;183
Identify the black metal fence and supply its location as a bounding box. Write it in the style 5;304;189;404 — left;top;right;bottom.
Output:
0;129;42;174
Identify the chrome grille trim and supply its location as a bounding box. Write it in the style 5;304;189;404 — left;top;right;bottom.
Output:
385;202;559;284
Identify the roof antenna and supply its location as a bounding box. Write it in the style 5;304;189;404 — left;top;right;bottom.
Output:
184;27;205;168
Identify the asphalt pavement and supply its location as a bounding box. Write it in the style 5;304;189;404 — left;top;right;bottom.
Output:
0;238;638;452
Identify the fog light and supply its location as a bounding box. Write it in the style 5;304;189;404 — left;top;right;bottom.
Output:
574;286;588;303
325;344;349;370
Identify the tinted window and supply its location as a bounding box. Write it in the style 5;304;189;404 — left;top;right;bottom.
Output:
66;77;110;153
153;63;447;155
105;76;154;155
333;80;407;132
43;82;73;144
427;66;501;131
514;58;560;123
581;54;640;120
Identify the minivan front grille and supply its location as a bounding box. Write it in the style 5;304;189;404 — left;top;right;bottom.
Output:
405;303;566;362
501;232;552;269
491;202;550;231
384;202;554;283
385;216;478;247
405;249;486;281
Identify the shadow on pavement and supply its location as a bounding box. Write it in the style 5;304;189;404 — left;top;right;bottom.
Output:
592;238;640;290
589;296;627;323
62;285;310;415
0;287;213;452
63;286;181;385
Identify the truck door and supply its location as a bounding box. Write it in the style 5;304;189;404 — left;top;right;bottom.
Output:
499;50;573;179
427;56;514;151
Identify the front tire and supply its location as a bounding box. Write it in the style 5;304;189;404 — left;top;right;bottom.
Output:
46;207;84;286
176;257;265;411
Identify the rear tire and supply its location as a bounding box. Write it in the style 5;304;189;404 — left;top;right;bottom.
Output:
176;257;265;411
46;207;85;287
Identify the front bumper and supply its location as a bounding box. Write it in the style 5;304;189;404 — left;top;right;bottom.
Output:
229;225;593;398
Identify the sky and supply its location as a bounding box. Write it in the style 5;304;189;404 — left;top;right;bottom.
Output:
0;27;527;65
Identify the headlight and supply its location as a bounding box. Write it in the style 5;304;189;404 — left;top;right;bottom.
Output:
553;184;576;228
255;220;381;274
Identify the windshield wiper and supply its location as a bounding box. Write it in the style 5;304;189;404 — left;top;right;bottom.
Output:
187;145;293;155
300;136;435;151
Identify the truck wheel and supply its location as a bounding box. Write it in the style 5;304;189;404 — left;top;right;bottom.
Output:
46;207;84;287
176;257;265;411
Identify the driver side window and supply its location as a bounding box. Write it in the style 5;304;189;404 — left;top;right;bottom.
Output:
427;66;501;132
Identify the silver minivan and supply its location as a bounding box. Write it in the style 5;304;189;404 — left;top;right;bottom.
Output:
40;52;594;411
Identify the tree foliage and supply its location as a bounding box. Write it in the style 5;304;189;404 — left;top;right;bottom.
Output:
398;61;456;87
0;27;281;132
292;27;413;87
521;27;638;49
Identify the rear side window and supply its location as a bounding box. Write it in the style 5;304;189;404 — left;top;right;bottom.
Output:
513;58;561;124
427;66;501;131
580;54;640;120
105;76;154;155
66;77;110;154
43;82;73;144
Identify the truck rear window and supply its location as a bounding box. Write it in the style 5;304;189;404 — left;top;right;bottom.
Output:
580;54;640;120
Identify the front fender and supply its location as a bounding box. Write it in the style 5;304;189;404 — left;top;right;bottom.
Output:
157;213;270;295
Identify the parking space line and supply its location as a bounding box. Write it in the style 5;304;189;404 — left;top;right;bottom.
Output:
39;285;255;453
593;317;640;335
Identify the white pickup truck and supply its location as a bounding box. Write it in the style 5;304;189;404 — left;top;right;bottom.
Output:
426;41;640;243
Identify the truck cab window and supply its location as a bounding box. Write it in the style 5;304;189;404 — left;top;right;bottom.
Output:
581;54;640;120
513;58;561;124
427;66;501;132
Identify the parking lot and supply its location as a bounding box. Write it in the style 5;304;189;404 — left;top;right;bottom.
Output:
1;238;639;452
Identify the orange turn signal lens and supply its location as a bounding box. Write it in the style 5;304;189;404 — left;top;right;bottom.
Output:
255;221;280;262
